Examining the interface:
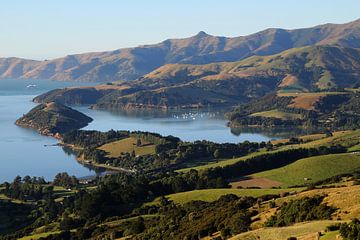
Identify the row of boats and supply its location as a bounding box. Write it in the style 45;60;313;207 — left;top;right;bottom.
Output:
172;112;218;120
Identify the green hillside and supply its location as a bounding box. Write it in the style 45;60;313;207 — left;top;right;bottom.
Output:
250;109;302;120
253;153;360;187
149;188;303;205
15;102;93;135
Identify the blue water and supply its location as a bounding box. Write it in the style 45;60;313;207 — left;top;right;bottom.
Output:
0;79;276;182
77;107;274;143
0;79;101;182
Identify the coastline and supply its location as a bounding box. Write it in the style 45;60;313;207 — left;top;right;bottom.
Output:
58;142;136;174
16;121;136;174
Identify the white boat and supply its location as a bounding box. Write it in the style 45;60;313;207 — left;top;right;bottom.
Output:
26;84;37;88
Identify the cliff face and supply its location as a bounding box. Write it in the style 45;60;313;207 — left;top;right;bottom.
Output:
15;102;93;136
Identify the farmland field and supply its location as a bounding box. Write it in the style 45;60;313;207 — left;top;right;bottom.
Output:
149;188;303;205
177;130;360;173
176;151;266;172
253;153;360;187
19;231;62;240
230;177;282;189
250;109;302;120
98;137;156;157
231;220;342;240
276;184;360;220
277;92;347;110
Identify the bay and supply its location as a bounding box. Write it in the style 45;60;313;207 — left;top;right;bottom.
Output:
0;79;280;182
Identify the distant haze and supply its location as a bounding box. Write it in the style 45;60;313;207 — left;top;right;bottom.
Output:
0;0;359;60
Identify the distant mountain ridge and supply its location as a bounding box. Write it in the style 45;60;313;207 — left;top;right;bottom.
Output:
1;18;360;82
34;45;360;109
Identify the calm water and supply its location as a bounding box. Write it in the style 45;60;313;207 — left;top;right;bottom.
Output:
0;79;100;182
0;79;281;182
76;107;275;143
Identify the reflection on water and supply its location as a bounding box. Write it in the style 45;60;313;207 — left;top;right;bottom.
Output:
229;126;320;139
60;145;107;175
77;107;302;143
0;79;99;182
91;107;226;120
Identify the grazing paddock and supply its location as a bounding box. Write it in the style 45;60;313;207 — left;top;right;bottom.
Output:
276;184;360;220
177;130;360;173
253;153;360;187
277;92;347;110
148;188;302;205
19;231;62;240
98;137;156;157
271;133;326;145
176;149;272;172
250;109;303;120
288;94;322;110
230;177;282;189
231;220;343;240
295;130;357;148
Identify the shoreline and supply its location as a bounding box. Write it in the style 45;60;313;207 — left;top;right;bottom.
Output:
76;154;136;174
58;142;136;174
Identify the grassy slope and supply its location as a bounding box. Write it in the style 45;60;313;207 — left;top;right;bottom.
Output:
0;194;25;204
253;153;360;187
276;184;360;220
320;231;340;240
178;130;360;173
250;109;302;120
271;133;326;145
348;144;360;152
295;130;360;148
231;220;342;240
16;102;92;134
19;231;62;240
277;92;347;110
100;215;159;228
98;137;155;157
149;188;303;205
176;150;270;172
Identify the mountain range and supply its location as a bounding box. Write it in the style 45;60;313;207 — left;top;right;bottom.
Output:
1;18;360;82
34;44;360;109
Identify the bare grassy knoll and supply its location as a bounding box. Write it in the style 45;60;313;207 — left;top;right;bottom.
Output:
231;220;342;240
98;137;155;157
148;188;302;205
276;184;360;220
230;177;282;189
277;92;346;110
250;109;303;120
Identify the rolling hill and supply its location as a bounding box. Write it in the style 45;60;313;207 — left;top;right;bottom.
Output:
253;153;360;187
1;18;360;82
34;45;360;112
15;102;93;136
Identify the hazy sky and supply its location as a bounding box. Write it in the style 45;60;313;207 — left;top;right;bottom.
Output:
1;0;359;60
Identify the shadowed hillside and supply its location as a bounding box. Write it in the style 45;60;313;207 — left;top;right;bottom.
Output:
15;102;93;136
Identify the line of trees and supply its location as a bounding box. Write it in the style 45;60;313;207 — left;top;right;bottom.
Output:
1;176;51;201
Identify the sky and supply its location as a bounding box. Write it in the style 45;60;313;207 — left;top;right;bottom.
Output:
0;0;359;60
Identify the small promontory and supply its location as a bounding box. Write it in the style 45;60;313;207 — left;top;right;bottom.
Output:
16;102;93;137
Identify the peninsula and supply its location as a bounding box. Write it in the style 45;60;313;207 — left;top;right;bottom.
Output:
15;102;93;137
